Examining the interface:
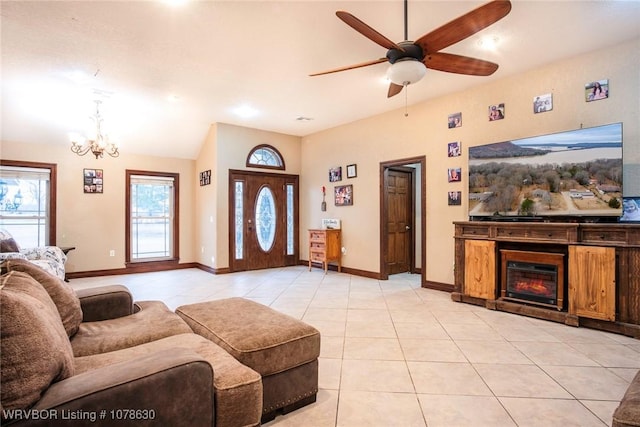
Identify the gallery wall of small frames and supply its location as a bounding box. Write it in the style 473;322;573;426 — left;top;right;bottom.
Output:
199;170;211;186
327;164;357;207
83;169;103;194
445;77;609;206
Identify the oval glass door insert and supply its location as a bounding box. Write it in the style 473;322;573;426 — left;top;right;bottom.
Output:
255;186;276;252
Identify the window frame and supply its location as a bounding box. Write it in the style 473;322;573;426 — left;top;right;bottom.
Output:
125;169;179;267
245;144;286;170
0;159;57;246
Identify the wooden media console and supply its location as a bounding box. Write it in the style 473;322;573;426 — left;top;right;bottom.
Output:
453;221;640;337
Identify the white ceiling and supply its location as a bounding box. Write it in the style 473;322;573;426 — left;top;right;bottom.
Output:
2;1;640;159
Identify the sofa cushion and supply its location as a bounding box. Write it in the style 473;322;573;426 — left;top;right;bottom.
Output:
4;258;82;337
0;271;75;413
75;333;263;427
71;300;193;357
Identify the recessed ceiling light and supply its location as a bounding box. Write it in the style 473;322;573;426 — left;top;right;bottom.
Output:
232;104;259;119
478;35;500;51
64;70;92;85
162;0;188;7
295;116;313;121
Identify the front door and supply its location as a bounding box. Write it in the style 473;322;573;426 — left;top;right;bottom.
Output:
385;167;414;275
229;170;298;271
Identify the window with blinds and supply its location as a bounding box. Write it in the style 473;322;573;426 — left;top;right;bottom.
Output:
0;165;52;246
128;173;176;261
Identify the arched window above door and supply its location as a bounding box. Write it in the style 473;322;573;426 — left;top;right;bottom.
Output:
246;144;285;170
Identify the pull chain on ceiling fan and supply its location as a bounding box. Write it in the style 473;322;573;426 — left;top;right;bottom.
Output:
310;0;512;98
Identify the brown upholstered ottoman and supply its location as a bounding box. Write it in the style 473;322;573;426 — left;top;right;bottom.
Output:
176;298;321;423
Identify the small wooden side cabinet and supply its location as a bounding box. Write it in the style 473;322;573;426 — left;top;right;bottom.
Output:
308;229;341;273
463;240;496;300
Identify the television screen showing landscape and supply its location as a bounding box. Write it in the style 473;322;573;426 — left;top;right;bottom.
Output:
468;123;623;218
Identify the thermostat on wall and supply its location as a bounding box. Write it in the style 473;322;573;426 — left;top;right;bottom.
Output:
321;219;341;229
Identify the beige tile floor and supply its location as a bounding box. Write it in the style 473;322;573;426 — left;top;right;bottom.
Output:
70;266;639;427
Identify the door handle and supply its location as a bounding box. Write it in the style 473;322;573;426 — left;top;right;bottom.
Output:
248;219;253;231
405;225;411;230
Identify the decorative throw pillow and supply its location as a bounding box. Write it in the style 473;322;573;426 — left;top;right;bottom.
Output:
0;237;20;253
4;258;82;337
0;230;20;253
0;271;75;413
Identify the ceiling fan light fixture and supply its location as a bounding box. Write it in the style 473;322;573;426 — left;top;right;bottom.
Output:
387;59;426;86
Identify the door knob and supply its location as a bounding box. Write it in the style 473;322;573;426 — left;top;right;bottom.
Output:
405;225;411;230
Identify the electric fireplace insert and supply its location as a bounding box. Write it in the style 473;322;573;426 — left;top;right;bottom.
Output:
500;250;565;310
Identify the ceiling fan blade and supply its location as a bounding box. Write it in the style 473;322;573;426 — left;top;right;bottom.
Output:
415;0;512;54
336;11;405;52
387;83;404;98
309;58;388;76
424;52;498;76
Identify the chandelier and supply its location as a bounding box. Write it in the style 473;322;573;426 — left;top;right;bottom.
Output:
70;100;119;159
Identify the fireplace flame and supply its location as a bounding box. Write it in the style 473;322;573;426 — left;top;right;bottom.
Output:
512;279;553;297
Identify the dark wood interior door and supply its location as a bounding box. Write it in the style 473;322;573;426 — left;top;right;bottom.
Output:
386;168;413;275
230;170;298;272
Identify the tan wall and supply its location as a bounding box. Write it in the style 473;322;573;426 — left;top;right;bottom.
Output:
2;39;637;282
194;123;218;268
199;123;302;270
301;38;639;285
0;143;196;274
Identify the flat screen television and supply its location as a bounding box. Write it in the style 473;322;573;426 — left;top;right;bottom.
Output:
468;122;623;222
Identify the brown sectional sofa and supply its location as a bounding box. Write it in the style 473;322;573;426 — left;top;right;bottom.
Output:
0;258;318;426
613;370;640;427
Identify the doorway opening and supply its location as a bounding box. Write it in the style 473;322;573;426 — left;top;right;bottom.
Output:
380;156;426;286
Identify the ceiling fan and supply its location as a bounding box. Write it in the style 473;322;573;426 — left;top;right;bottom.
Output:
310;0;512;98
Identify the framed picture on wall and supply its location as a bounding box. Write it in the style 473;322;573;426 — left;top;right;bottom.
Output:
346;164;357;178
448;191;462;206
489;103;505;121
533;93;553;113
448;141;461;157
334;184;353;206
620;197;640;222
329;166;342;182
448;112;462;128
585;79;609;102
83;168;103;193
448;167;462;182
200;169;211;186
